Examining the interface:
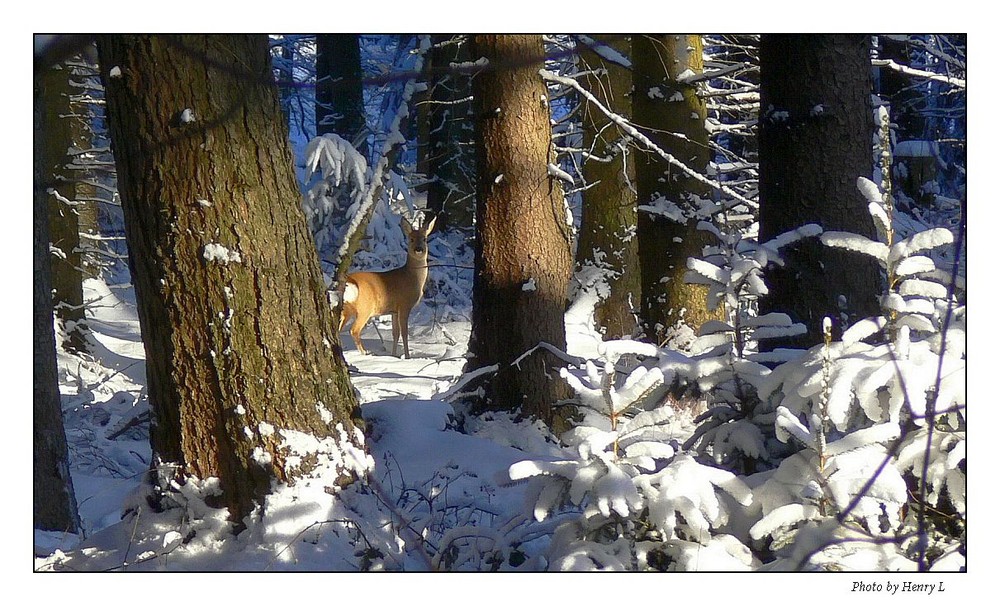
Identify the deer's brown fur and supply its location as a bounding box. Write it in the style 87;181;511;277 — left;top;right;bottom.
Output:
339;217;436;358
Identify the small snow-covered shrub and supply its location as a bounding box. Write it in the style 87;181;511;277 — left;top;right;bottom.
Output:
672;107;964;570
302;133;369;254
681;221;824;472
508;340;755;570
750;159;965;569
355;453;556;572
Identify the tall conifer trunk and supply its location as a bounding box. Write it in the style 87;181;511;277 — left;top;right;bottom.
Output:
41;58;93;353
758;34;881;346
316;34;367;156
576;35;641;339
417;35;476;232
468;35;572;425
34;71;82;534
633;35;724;345
97;35;364;525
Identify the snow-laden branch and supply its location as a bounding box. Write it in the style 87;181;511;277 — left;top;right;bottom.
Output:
880;35;966;71
414;95;473;108
448;57;489;72
573;35;631;69
539;69;756;209
332;36;432;278
547;163;576;185
871;59;965;89
435;364;499;402
512;341;586;369
677;61;752;85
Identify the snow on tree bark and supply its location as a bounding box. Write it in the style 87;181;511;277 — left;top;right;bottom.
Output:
576;34;641;339
97;35;364;526
633;35;724;345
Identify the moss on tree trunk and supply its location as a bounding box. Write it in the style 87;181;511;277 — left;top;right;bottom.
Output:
633;35;724;345
576;35;641;339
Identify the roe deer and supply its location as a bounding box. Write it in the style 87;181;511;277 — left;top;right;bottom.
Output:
339;216;436;358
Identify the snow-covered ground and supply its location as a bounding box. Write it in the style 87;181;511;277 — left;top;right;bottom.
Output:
29;171;967;580
29;205;969;581
32;250;645;574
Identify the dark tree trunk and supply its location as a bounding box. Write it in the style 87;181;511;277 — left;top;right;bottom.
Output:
633;35;724;345
576;34;640;339
97;35;364;526
469;35;573;426
34;72;81;534
759;34;881;346
41;59;92;353
417;35;476;232
316;34;367;155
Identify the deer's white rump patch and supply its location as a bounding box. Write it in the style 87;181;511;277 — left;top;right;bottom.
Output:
344;280;359;304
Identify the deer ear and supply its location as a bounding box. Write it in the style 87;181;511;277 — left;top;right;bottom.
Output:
424;216;437;234
401;220;413;236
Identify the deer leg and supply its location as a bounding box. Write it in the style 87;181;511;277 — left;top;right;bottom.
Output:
339;303;354;332
351;311;370;355
391;311;401;357
399;309;411;359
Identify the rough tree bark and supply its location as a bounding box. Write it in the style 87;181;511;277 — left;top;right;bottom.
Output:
97;35;364;526
575;34;641;339
34;71;82;534
468;35;573;426
633;35;724;345
758;34;881;346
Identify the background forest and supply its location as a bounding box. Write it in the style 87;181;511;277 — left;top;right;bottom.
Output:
31;29;966;580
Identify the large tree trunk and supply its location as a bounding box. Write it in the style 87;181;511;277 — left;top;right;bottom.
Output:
97;35;364;526
759;35;881;346
417;35;476;232
40;58;92;354
575;35;641;339
468;35;573;425
34;72;81;534
633;35;724;346
316;34;367;155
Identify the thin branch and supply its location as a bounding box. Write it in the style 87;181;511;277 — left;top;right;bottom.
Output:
917;195;966;571
539;68;757;208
